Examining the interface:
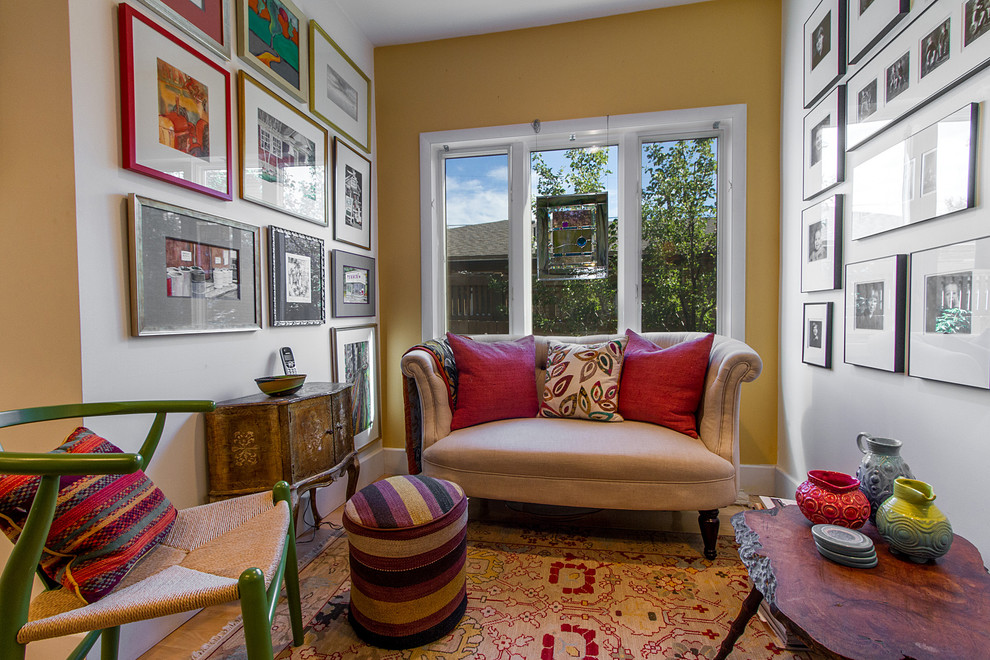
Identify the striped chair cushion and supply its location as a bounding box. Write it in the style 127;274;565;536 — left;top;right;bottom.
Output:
344;475;467;648
0;428;176;603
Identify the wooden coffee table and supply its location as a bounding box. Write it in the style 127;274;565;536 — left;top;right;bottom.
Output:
714;504;990;659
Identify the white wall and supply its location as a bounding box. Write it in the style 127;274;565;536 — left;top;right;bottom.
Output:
780;0;990;561
60;1;381;657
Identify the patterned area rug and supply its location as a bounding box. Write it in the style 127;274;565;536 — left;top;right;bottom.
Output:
195;519;816;660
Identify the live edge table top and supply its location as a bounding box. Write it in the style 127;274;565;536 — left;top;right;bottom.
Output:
731;505;990;660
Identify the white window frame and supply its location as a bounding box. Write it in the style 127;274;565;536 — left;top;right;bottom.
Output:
419;105;747;341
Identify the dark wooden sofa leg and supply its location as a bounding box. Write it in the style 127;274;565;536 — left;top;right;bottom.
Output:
698;509;720;559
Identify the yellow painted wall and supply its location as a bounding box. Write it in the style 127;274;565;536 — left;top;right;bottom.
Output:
375;0;781;465
0;1;82;437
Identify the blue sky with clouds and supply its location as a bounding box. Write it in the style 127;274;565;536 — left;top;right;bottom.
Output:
444;148;619;227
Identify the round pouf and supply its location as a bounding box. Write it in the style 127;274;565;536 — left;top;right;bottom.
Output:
343;475;468;649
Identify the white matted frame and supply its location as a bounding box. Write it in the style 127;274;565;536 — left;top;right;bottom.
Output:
850;103;978;239
845;255;907;372
331;324;380;449
806;0;847;108
134;0;233;60
846;0;990;149
848;0;910;65
909;237;990;389
804;86;846;200
802;195;843;292
333;138;372;250
238;71;328;225
803;302;833;368
119;3;232;200
236;0;309;102
310;20;371;153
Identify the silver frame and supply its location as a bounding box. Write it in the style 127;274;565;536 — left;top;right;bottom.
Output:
134;0;233;60
128;194;262;336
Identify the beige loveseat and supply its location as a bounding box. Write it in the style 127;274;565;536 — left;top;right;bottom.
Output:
400;332;762;558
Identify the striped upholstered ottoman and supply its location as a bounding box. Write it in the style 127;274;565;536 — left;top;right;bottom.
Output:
343;475;468;648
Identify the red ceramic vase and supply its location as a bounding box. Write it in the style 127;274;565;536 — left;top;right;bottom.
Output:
795;470;871;529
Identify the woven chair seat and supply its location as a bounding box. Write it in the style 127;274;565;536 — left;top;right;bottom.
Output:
19;491;288;644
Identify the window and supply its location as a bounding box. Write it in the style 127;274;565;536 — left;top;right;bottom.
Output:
419;107;747;340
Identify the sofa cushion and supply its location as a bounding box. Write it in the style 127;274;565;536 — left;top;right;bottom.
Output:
618;330;714;438
423;418;735;485
0;427;177;603
539;338;626;422
446;333;538;430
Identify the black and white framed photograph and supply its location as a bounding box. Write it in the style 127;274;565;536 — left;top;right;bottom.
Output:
332;249;375;317
909;237;990;388
805;0;846;108
333;137;372;250
848;0;910;65
803;302;834;368
804;86;846;200
127;194;261;336
268;226;325;326
850;103;978;239
331;323;380;449
310;20;371;153
845;255;907;372
846;0;990;149
238;71;328;225
802;195;843;292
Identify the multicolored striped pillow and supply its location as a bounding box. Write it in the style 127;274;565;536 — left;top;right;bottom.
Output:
0;427;176;603
344;474;464;530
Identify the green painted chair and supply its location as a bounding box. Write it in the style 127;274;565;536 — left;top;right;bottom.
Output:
0;401;304;660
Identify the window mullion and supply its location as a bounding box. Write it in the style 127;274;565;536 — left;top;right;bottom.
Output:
508;141;531;335
617;131;642;333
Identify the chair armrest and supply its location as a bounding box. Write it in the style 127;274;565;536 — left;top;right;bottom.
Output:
401;349;454;452
0;452;143;476
697;336;763;463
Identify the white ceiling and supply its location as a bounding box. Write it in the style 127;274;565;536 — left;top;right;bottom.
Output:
332;0;710;47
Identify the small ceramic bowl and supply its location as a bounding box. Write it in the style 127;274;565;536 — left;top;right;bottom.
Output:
255;374;307;397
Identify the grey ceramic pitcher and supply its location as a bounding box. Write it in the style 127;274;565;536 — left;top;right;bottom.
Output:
855;432;915;524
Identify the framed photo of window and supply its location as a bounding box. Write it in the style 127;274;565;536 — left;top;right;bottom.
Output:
119;3;232;200
844;255;907;372
805;0;846;108
333;138;372;250
801;195;843;292
268;226;324;326
803;302;833;368
909;237;990;388
238;71;328;225
236;0;309;102
803;86;846;200
846;0;990;150
332;250;375;317
331;323;380;450
133;0;233;60
847;0;910;65
850;103;978;239
310;20;371;153
127;194;261;336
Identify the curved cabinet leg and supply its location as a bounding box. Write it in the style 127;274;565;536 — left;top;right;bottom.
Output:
345;454;360;500
698;509;720;559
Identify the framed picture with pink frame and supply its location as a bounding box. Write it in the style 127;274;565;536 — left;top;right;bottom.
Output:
119;3;233;200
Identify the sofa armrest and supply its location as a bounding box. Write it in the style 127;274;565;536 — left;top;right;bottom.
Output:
401;348;454;453
696;336;763;464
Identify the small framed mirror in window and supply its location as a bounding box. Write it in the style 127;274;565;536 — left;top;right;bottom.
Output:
536;193;608;281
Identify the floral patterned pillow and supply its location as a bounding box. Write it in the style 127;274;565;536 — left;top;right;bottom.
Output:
539;338;626;422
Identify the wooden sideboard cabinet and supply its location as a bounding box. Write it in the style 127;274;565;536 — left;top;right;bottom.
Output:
205;382;359;523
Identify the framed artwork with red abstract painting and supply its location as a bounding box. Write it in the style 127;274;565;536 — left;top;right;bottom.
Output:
119;3;233;200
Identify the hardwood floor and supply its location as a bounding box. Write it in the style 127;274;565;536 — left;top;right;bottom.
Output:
139;497;750;658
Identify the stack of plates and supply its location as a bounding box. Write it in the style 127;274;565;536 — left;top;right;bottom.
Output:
811;524;878;568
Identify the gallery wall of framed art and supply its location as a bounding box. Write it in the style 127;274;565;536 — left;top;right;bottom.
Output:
793;0;990;392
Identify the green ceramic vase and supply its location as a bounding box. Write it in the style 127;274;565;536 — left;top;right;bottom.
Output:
876;478;953;563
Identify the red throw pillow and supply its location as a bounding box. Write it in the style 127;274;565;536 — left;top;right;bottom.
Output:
617;330;714;438
446;333;539;430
